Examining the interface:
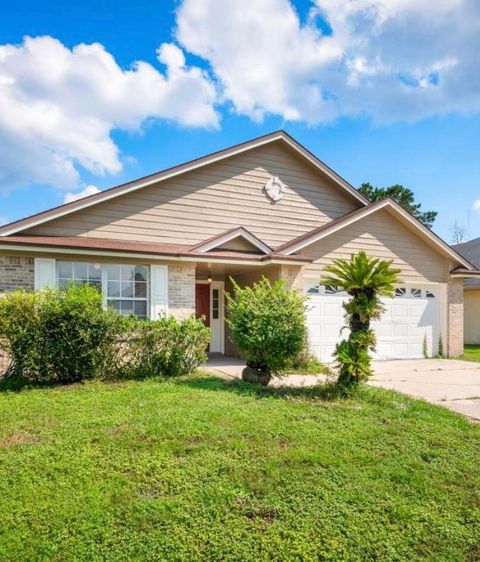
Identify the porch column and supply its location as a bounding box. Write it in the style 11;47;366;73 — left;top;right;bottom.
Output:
168;264;196;320
278;265;304;292
447;278;464;357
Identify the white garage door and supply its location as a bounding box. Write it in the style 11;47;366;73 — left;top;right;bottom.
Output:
305;281;441;362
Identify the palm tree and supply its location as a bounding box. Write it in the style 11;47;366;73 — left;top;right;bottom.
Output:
322;251;400;387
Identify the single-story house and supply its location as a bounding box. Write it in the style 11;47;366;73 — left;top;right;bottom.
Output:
0;131;478;367
452;238;480;344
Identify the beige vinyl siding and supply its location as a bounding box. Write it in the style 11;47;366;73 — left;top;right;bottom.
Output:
303;209;448;283
28;143;359;249
464;289;480;344
215;237;263;252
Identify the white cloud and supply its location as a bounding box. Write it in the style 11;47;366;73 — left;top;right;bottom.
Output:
63;185;101;204
174;0;480;124
473;200;480;213
2;3;480;195
0;36;218;192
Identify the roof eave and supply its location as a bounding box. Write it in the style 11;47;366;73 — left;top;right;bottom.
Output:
0;239;312;266
276;198;474;270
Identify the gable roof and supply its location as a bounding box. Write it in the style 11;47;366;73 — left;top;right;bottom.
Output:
452;237;480;267
274;198;475;270
0;131;368;237
452;238;480;286
188;227;271;254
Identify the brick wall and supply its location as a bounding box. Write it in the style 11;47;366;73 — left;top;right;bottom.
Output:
168;264;196;320
447;278;464;357
0;255;34;375
0;255;34;293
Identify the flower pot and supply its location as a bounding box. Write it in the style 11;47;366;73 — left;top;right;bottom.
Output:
241;365;271;386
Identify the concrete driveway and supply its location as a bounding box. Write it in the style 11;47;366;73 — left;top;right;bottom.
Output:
370;359;480;421
206;356;480;422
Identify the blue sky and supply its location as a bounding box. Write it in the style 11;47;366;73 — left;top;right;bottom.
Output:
1;0;479;242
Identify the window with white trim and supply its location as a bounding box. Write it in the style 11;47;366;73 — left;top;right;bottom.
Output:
325;284;342;295
105;264;148;318
306;284;320;294
57;261;102;291
57;261;149;319
212;288;220;319
305;284;346;296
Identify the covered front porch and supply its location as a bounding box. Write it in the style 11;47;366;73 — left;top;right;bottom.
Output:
193;260;304;355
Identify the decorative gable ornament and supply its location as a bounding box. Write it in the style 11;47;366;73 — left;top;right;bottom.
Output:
264;176;285;202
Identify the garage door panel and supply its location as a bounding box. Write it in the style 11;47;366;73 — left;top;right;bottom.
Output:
374;323;392;337
324;302;343;316
392;324;408;337
391;304;407;316
306;283;441;363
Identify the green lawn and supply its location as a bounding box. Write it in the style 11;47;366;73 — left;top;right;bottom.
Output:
462;344;480;362
0;376;479;562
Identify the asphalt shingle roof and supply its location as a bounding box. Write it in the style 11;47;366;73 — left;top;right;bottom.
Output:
452;238;480;287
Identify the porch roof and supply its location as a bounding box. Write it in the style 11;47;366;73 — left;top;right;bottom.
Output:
0;235;313;265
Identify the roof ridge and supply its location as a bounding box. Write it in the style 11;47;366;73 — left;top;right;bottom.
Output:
0;130;367;237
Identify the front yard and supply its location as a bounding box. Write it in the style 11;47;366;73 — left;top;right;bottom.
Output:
0;376;479;561
462;344;480;362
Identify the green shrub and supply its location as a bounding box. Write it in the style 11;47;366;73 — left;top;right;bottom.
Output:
438;333;444;358
0;290;45;379
0;285;114;383
423;333;429;358
225;277;307;375
0;286;210;384
105;315;210;380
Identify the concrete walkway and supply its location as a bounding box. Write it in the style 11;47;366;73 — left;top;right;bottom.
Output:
205;356;480;421
205;355;330;387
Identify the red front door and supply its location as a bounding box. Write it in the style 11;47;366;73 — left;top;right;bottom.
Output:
195;284;210;327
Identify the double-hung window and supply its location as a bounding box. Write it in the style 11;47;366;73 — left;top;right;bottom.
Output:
57;261;102;291
105;264;148;319
56;261;149;319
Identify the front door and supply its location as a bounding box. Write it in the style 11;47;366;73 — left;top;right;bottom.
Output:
195;284;210;328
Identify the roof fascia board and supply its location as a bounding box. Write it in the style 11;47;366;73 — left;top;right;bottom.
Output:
0;131;367;237
279;134;368;206
282;200;389;255
450;272;480;278
282;199;474;270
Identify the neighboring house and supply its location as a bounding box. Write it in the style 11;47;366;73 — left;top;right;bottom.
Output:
0;131;477;366
452;238;480;344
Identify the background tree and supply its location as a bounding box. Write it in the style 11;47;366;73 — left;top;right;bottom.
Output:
322;252;400;388
358;183;437;228
449;221;467;244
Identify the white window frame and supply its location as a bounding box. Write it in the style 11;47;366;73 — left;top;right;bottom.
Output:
55;260;151;319
103;263;150;319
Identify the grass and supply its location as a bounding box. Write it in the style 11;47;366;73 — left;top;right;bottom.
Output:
462;344;480;362
0;375;479;561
